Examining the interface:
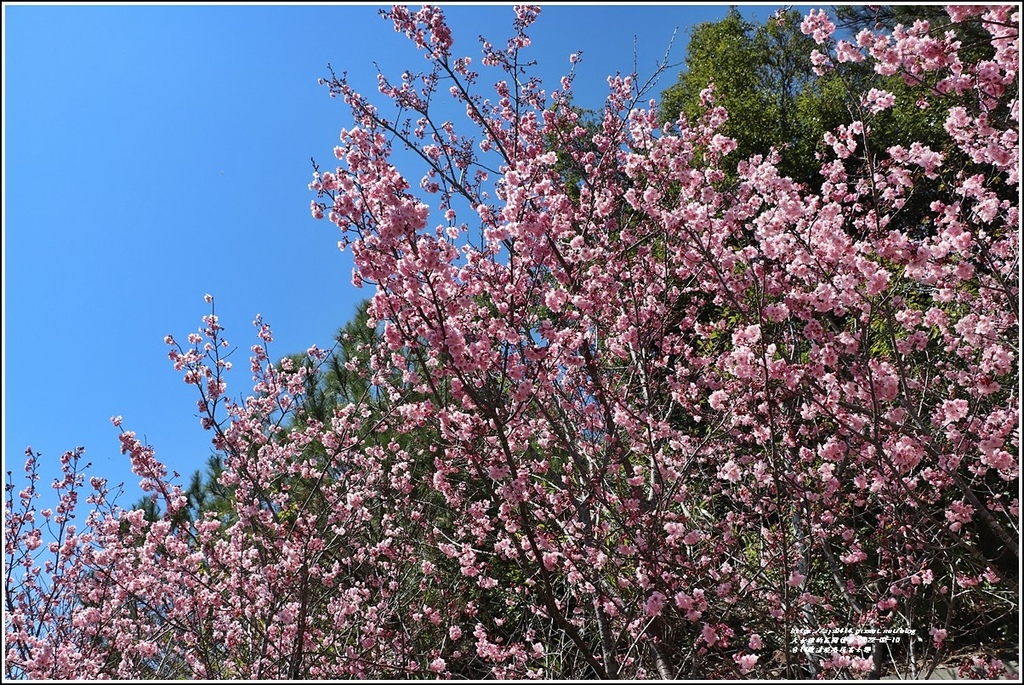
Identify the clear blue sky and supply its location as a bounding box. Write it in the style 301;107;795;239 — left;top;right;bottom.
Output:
4;3;793;506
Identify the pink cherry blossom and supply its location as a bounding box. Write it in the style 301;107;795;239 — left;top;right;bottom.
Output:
7;5;1018;680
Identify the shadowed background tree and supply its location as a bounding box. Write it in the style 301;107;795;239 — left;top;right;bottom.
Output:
658;7;845;187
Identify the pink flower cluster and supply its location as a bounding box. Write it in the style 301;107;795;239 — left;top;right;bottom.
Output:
7;4;1018;680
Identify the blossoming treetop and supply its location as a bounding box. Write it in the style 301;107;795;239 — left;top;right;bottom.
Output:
6;4;1018;680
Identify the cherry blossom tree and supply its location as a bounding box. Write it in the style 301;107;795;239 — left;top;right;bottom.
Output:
6;4;1018;680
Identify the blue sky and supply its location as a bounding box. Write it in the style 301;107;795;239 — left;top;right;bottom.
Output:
4;3;793;507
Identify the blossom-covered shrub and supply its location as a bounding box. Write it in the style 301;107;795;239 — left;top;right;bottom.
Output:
6;5;1018;679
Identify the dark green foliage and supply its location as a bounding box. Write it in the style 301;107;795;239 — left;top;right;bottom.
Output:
657;3;1017;239
659;8;844;187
